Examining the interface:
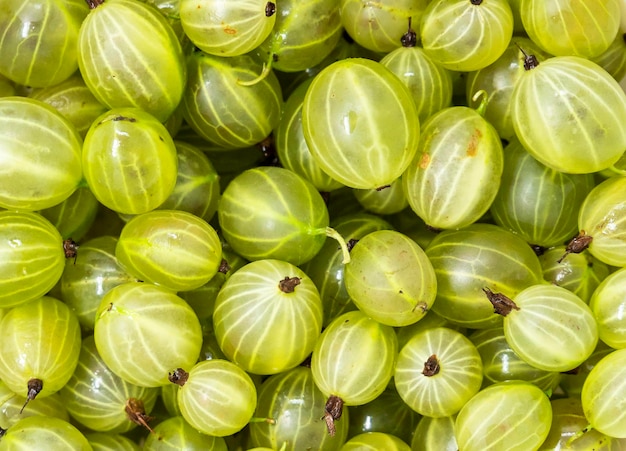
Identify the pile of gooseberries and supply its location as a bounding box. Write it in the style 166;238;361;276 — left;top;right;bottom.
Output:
2;0;626;449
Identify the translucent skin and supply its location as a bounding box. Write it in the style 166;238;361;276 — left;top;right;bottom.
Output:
77;0;186;122
115;210;222;292
578;175;626;267
0;211;65;308
0;296;81;400
0;97;83;211
511;56;626;174
250;367;350;450
217;166;329;266
0;416;92;450
82;108;178;215
94;282;202;387
302;58;419;190
182;52;282;149
0;0;88;87
341;0;429;53
178;359;257;437
213;259;323;375
520;0;621;58
420;0;513;72
60;336;159;434
345;230;437;327
583;348;626;438
311;310;397;406
180;0;276;57
455;381;552;451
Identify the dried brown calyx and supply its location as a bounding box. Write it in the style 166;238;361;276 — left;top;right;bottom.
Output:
557;230;593;263
265;2;276;17
63;238;79;264
422;354;440;376
125;398;154;433
530;244;546;256
20;378;43;414
400;17;417;48
85;0;104;9
279;276;301;293
517;45;540;70
218;258;231;274
168;368;189;386
323;395;344;437
483;287;519;316
346;238;359;252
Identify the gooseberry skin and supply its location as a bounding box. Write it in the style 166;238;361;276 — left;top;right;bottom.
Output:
40;187;99;242
115;210;222;292
77;0;186;122
156;141;221;223
275;78;344;193
425;223;543;329
311;310;398;406
82;108;178;216
301;213;394;326
86;432;141;451
177;359;257;437
503;284;598;373
340;0;429;53
60;335;159;434
179;0;276;57
0;296;82;400
469;327;561;392
402;105;504;230
0;97;83;211
539;246;610;304
511;56;626;174
0;0;88;88
543;397;617;450
520;0;621;58
29;72;108;139
394;327;483;418
0;415;92;450
249;366;350;450
380;44;454;125
257;0;342;73
578;175;626;267
589;267;626;349
302;58;420;190
582;348;626;438
455;381;552;451
213;259;323;375
489;139;595;248
143;415;228;450
93;282;203;388
0;381;69;429
217;166;330;266
0;211;65;308
182;51;282;149
411;416;458;451
420;0;514;72
61;236;137;331
344;230;437;327
341;432;411;450
465;37;550;141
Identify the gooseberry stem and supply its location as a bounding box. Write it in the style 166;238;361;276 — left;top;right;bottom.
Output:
324;227;351;264
238;51;274;87
472;90;489;117
566;424;593;447
607;164;626;176
249;417;276;424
